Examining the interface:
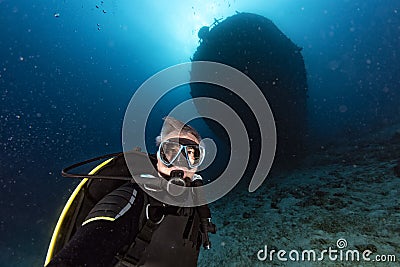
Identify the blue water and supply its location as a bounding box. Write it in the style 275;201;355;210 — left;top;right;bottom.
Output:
1;0;399;265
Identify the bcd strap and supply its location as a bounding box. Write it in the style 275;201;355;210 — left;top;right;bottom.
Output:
115;195;187;266
115;194;214;266
115;219;161;267
115;194;154;267
116;201;201;266
184;212;201;249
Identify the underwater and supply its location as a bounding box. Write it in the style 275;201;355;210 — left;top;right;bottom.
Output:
1;0;399;266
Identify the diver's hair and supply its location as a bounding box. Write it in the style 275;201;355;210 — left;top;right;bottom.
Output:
156;117;201;145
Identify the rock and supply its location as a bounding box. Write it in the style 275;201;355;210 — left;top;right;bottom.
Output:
355;244;378;253
391;129;400;141
242;212;252;219
270;201;279;209
190;12;308;175
394;160;400;177
315;190;328;197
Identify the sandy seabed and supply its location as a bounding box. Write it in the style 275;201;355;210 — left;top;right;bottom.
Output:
199;123;400;267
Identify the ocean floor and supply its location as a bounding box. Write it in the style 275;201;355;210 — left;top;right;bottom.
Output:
199;123;400;267
5;123;400;266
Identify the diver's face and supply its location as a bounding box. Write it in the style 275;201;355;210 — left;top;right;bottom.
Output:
157;132;199;179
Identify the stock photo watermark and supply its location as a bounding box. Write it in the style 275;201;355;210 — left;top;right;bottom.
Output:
257;239;397;263
122;61;277;207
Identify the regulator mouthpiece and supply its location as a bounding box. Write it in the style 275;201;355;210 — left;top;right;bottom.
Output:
166;170;186;196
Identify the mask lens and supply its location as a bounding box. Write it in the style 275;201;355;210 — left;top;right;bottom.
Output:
158;139;205;169
185;145;202;167
160;141;182;165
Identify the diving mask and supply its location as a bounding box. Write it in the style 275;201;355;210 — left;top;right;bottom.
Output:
157;138;205;169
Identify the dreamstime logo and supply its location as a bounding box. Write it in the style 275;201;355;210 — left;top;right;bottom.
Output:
121;61;276;207
257;238;397;263
336;238;347;249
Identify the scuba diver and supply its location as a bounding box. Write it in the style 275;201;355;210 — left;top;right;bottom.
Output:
45;117;216;267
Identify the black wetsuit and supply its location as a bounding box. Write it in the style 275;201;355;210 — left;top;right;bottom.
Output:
48;183;145;266
48;183;202;266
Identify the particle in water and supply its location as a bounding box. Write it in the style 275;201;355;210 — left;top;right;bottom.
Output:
339;105;348;113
